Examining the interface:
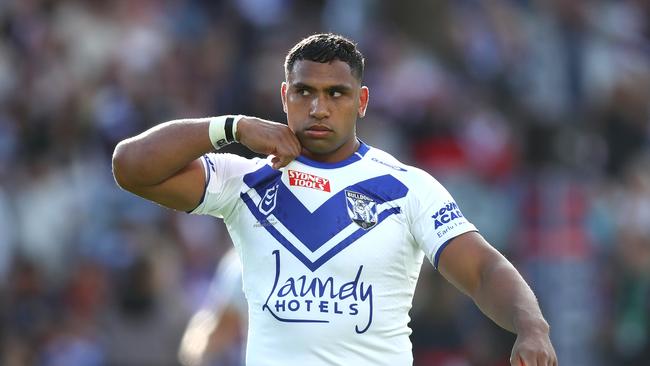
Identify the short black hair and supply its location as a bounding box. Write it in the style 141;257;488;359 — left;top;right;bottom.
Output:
285;33;365;81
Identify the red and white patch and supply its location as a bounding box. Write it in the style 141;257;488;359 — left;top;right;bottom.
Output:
288;170;331;192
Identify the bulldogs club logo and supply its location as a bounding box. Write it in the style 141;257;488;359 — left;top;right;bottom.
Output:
345;190;378;230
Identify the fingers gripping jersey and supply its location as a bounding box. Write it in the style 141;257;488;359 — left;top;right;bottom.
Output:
191;143;477;366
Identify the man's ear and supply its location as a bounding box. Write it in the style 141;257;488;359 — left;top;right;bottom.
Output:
281;82;288;113
358;86;369;118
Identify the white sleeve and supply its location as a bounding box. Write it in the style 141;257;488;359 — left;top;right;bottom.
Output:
408;169;478;269
189;153;264;219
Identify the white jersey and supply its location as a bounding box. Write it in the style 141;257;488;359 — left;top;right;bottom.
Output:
191;142;477;366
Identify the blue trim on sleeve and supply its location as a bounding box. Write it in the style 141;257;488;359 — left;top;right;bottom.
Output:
434;238;453;270
187;155;211;213
433;230;479;269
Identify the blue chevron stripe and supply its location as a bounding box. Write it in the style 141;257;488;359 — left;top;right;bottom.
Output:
241;191;401;271
240;164;408;271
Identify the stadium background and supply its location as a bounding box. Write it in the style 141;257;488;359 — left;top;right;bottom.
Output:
0;0;648;365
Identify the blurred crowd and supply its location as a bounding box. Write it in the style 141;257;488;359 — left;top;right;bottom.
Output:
0;0;648;365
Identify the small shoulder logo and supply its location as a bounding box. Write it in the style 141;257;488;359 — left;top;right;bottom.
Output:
345;190;378;230
370;157;407;172
288;170;331;192
259;184;278;216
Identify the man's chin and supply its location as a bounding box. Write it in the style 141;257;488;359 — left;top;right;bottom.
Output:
302;146;334;157
300;140;339;158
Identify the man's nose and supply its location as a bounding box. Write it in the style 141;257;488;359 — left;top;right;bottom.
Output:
309;95;330;119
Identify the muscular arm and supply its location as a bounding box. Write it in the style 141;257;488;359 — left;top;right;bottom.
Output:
112;117;301;211
112;119;212;211
438;231;557;366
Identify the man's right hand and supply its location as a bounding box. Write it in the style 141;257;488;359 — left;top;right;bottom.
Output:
236;117;302;169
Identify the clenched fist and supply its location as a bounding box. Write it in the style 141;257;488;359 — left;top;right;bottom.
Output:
510;329;557;366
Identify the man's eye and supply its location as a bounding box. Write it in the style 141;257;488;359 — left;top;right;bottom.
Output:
331;91;342;97
298;89;310;96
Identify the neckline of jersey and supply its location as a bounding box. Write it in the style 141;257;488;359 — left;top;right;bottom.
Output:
295;141;370;169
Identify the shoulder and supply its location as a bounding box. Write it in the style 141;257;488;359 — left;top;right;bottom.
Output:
363;146;439;189
362;146;410;173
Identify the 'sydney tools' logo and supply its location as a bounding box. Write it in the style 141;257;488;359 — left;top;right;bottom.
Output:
345;190;378;230
288;170;331;192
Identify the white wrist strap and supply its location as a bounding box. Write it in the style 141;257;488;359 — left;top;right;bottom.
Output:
209;115;242;150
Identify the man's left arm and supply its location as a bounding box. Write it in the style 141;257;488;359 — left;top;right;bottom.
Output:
438;231;558;366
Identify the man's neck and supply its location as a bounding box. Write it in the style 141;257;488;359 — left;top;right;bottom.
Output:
301;138;361;163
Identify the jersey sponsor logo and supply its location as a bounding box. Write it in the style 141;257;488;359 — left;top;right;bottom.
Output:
345;191;378;230
259;184;279;215
288;170;331;192
263;250;374;334
370;157;407;172
432;201;464;230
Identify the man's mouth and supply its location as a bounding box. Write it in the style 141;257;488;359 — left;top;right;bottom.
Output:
304;125;333;138
307;124;332;131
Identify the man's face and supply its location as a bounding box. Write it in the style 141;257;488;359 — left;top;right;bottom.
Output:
281;60;369;162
